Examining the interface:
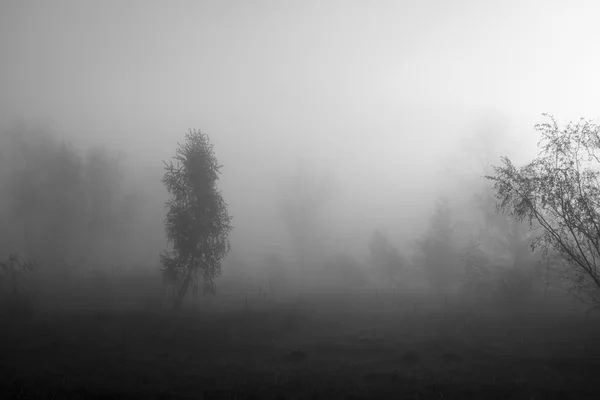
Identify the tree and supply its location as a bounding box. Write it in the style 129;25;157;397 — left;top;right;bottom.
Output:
262;253;291;295
368;229;406;286
474;185;541;295
1;125;141;275
279;159;336;269
0;254;38;319
330;253;369;290
161;129;233;311
487;114;600;308
460;237;493;299
80;146;141;267
474;185;536;266
4;127;87;269
414;197;461;295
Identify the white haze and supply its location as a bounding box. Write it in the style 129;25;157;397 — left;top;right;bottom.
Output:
1;0;599;273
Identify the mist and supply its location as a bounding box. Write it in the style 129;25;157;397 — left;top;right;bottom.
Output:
2;1;600;398
1;0;574;266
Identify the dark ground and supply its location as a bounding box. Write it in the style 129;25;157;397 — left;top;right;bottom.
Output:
2;293;600;400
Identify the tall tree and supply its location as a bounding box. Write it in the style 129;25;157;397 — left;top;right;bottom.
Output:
487;114;600;307
161;129;233;311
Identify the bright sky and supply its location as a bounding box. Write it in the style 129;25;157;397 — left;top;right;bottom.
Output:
1;0;599;259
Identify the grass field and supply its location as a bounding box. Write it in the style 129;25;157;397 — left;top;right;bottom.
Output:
2;289;600;399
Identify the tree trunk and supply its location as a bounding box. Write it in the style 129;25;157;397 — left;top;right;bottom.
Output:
173;267;194;311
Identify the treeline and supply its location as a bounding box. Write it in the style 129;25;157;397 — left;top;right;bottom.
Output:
0;124;142;280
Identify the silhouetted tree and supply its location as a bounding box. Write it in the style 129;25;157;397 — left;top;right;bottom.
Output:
487;114;600;308
161;129;233;311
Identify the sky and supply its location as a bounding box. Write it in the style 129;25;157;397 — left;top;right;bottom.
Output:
1;0;599;264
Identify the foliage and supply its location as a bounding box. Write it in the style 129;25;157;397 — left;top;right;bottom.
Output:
161;129;233;310
487;114;600;306
368;229;406;285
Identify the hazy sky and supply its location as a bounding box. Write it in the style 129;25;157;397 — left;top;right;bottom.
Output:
2;0;599;262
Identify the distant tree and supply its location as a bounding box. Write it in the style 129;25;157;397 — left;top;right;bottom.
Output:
474;185;541;300
1;125;141;277
452;187;542;311
460;238;492;296
460;236;536;310
487;114;600;308
161;129;233;311
263;253;291;294
4;128;87;269
330;253;369;289
279;160;337;269
414;198;461;294
0;254;38;319
474;185;537;267
80;146;141;266
84;146;125;232
368;229;406;286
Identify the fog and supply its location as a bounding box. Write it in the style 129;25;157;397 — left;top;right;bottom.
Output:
1;0;599;296
5;1;600;397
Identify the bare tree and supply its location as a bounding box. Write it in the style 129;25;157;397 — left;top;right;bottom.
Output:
487;114;600;308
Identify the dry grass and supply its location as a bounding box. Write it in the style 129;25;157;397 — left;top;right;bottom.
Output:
2;291;600;399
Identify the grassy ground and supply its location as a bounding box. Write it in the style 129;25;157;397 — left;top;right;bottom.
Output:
2;292;600;399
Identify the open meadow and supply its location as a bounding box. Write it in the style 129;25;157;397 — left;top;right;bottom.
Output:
3;286;600;400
